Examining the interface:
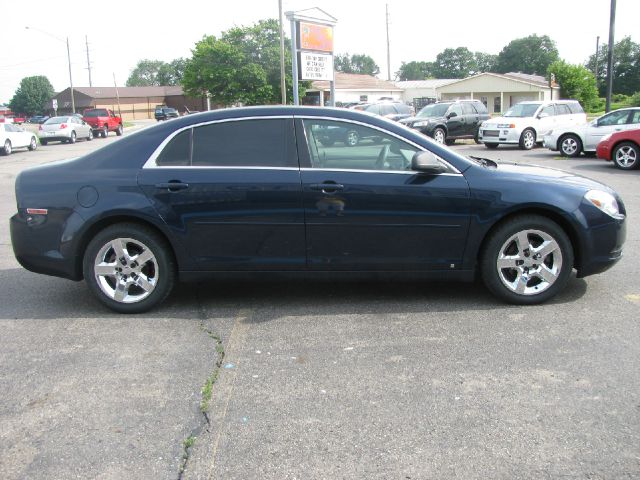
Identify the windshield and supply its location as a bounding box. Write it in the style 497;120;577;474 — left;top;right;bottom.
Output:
84;109;108;117
416;103;450;118
504;103;541;117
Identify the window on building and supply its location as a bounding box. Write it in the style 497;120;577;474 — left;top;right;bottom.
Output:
494;97;501;114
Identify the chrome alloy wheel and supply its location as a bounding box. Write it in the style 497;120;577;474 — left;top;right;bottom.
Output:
93;237;158;303
561;137;578;156
433;129;445;144
615;145;637;168
496;229;563;296
522;130;535;149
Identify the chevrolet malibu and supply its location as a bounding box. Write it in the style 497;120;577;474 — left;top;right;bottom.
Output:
10;106;626;313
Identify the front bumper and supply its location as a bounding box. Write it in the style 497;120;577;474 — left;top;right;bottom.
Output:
542;133;559;150
478;127;522;145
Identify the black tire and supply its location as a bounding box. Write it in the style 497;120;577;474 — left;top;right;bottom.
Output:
612;142;640;170
345;130;359;147
519;128;536;150
432;127;446;144
87;130;93;141
484;143;499;149
40;139;48;146
445;138;456;146
28;137;37;151
2;139;11;156
69;131;76;144
115;124;123;136
83;223;176;313
559;134;582;157
474;129;482;144
102;126;108;138
480;215;573;305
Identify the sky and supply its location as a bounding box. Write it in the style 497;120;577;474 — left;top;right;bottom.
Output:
0;0;638;104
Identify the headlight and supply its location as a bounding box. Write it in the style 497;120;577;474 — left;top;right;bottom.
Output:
600;133;613;143
584;190;624;219
497;123;515;128
413;120;430;127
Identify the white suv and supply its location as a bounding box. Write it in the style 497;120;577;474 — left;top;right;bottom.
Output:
478;100;586;150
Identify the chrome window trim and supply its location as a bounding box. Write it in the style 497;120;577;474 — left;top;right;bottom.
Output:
296;115;461;175
142;115;293;169
300;168;461;176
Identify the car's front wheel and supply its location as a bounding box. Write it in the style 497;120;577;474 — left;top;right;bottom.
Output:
83;223;176;313
481;215;573;304
2;140;11;155
559;134;582;157
28;137;37;150
519;128;536;150
432;127;446;144
612;142;639;170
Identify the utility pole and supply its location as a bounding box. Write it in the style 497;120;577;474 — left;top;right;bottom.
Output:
66;37;75;113
113;73;122;118
385;4;391;81
605;0;616;113
85;35;93;87
278;0;286;104
594;35;600;80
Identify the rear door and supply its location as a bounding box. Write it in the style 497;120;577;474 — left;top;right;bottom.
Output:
138;117;306;271
296;117;471;271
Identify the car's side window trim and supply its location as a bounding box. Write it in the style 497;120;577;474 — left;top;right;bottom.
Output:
143;115;296;169
294;115;461;175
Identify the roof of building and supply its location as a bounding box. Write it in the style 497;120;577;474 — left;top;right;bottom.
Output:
311;72;403;91
436;72;559;90
69;86;185;99
394;79;457;89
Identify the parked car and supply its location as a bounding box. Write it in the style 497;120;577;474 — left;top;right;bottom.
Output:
82;108;123;138
351;101;413;122
479;100;586;150
154;106;179;121
38;116;93;145
28;115;49;124
543;107;640;157
400;100;490;145
595;128;640;170
1;123;38;155
12;115;26;125
10;106;626;313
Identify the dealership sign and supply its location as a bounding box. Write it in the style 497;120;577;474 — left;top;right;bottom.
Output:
300;52;334;81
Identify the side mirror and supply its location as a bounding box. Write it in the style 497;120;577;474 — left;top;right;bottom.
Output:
411;151;446;174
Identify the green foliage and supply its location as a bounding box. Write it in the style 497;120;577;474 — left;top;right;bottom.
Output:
474;52;497;73
495;35;559;75
126;58;185;86
9;76;54;115
548;60;599;110
631;91;640;107
586;37;640;96
395;61;435;81
335;53;380;75
433;47;476;78
182;19;307;106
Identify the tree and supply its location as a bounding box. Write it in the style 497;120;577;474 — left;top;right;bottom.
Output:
126;58;185;86
432;47;476;78
9;76;54;115
335;53;380;75
495;35;559;75
182;19;307;106
474;52;497;73
548;61;599;110
586;36;640;96
395;61;435;81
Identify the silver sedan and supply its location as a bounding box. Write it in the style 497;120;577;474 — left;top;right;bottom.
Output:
38;115;93;145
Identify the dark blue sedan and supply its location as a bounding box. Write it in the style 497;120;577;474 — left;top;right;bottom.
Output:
10;106;626;312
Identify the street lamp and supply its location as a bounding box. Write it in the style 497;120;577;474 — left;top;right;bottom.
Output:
25;26;75;114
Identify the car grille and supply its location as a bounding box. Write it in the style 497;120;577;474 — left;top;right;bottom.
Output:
483;130;500;137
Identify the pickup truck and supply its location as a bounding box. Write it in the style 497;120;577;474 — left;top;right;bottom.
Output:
82;108;123;138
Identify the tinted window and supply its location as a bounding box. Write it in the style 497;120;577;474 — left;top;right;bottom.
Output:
599;110;630;126
416;103;450;118
461;103;476;114
84;109;108;117
474;102;488;114
157;129;191;166
192;119;296;167
395;103;411;114
567;102;584;114
555;104;571;115
303;119;419;171
449;105;463;117
380;104;396;116
630;110;640;124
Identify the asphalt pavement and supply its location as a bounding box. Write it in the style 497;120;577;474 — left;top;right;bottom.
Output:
1;132;638;479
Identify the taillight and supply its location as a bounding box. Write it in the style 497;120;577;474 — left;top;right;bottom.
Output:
38;125;43;131
60;123;67;129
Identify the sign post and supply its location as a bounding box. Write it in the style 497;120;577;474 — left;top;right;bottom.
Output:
285;8;337;106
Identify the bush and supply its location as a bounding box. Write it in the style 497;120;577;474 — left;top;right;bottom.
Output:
631;92;640;107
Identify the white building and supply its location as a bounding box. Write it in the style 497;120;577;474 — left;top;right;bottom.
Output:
306;72;403;106
395;79;457;105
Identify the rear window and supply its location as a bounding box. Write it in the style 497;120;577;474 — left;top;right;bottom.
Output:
84;109;108;117
45;117;69;124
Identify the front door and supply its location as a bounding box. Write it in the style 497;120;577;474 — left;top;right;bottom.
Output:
584;109;635;150
138;117;306;271
296;118;471;271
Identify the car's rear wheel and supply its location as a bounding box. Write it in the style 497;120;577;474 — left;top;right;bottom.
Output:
481;215;573;304
433;128;446;144
116;124;123;136
102;126;108;138
559;134;582;157
612;142;639;170
28;137;37;151
519;128;536;150
83;223;176;313
2;140;11;155
445;138;456;146
345;130;359;147
70;131;77;144
40;139;48;146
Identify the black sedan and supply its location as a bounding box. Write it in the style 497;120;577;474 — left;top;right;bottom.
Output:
10;106;626;313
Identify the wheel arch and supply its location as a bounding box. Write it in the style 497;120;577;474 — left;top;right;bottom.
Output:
611;139;640;156
74;214;180;280
558;132;582;150
475;206;582;274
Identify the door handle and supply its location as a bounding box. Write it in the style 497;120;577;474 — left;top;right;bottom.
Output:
310;182;344;193
155;181;189;191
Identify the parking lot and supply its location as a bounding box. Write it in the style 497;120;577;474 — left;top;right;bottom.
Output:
0;132;639;479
